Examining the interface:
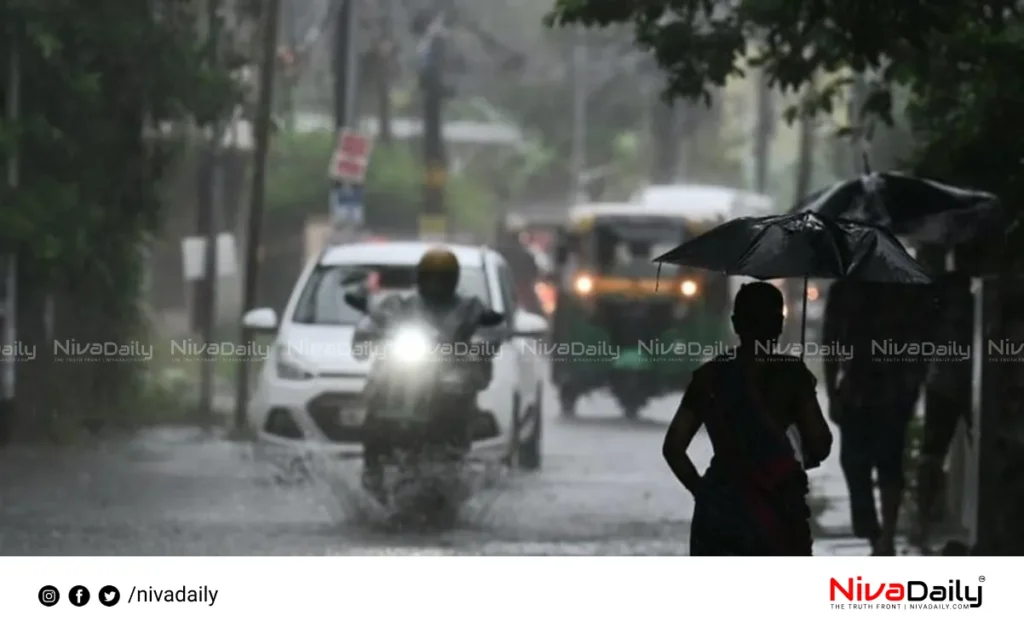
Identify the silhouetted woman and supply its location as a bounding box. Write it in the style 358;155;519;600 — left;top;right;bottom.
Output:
662;282;833;555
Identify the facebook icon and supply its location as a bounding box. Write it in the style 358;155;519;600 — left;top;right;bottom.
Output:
69;585;90;606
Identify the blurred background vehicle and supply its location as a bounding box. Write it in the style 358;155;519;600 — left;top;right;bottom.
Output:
551;199;730;418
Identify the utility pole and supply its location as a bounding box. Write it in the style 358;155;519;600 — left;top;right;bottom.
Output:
650;89;679;184
794;86;815;205
196;0;224;422
3;31;19;428
784;84;816;347
234;0;280;431
570;38;587;202
752;69;774;193
333;0;357;130
850;73;868;175
420;8;448;236
280;0;296;128
374;0;395;143
331;0;360;242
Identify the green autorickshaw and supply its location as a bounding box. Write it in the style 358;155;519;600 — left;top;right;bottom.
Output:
549;197;744;418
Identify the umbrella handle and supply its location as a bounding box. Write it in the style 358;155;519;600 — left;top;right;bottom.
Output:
800;276;808;360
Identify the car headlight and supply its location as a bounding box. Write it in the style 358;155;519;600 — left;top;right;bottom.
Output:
275;346;314;380
390;327;433;364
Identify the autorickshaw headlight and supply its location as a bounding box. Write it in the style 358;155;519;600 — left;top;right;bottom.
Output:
574;275;593;295
680;280;698;297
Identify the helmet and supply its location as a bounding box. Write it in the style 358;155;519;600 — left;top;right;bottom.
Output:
416;247;460;305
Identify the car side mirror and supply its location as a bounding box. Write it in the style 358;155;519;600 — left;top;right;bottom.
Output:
242;307;277;331
344;291;369;313
478;309;504;327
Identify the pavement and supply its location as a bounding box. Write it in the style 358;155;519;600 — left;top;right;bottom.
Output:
0;380;879;556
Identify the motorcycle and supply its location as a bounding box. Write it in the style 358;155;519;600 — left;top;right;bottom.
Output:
343;287;503;526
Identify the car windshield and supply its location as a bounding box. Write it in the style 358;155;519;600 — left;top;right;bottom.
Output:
593;218;685;277
291;264;490;325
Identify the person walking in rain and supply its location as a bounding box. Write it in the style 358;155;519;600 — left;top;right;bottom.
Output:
823;280;934;555
915;270;973;548
495;225;542;314
662;282;833;555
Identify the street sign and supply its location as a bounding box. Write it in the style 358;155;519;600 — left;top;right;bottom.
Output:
328;128;373;183
181;234;238;281
331;184;364;227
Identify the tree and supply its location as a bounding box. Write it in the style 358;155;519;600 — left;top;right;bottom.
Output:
547;1;1008;106
545;1;1024;201
1;1;241;440
548;0;1024;554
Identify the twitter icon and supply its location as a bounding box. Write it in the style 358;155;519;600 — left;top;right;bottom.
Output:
98;585;120;606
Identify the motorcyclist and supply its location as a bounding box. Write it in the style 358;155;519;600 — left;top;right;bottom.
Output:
353;247;495;498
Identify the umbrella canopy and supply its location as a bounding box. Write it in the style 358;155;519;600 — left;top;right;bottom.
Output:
795;172;1002;245
653;210;930;284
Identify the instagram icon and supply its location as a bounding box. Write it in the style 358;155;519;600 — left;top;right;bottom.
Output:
38;585;60;606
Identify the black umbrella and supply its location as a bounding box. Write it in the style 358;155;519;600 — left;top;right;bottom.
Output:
653;210;931;355
794;172;1002;245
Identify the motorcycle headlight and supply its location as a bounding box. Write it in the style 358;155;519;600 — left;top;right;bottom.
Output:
390;327;433;364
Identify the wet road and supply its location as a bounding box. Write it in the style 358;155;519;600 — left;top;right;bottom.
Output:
0;381;866;555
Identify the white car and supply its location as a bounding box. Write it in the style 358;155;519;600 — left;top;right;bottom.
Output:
242;241;548;471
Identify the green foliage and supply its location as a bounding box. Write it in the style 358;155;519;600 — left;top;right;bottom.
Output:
265;130;498;235
546;0;1024;225
545;0;1014;119
0;1;243;437
265;129;333;217
2;1;236;275
906;22;1024;214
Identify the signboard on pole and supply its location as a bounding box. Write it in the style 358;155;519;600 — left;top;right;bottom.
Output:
328;128;373;183
181;233;238;281
331;184;364;228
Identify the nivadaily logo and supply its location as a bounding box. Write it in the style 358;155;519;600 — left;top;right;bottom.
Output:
830;576;983;610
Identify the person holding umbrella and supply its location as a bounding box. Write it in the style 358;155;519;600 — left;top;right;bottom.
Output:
915;267;973;548
804;170;1001;553
663;281;833;555
823;279;935;555
658;167;999;555
655;208;931;555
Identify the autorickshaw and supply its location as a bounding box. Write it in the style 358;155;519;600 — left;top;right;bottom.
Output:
550;202;734;418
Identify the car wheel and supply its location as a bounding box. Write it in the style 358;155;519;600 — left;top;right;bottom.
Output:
518;384;542;471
